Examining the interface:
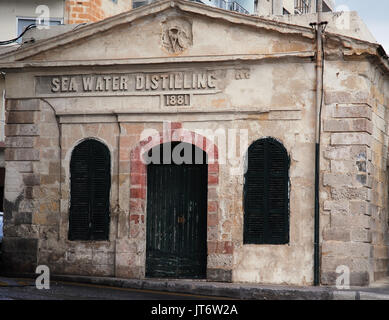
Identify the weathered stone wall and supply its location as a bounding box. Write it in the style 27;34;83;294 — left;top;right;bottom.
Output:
2;98;120;276
320;59;389;286
27;12;314;62
2;99;41;273
34;100;61;273
231;110;317;285
1;2;388;285
369;65;389;282
228;61;316;285
34;102;119;276
3;64;386;285
2;60;318;284
51;121;119;276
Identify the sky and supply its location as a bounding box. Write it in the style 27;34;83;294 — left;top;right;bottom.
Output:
334;0;389;52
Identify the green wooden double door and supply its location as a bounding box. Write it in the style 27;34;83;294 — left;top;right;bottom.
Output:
146;155;208;279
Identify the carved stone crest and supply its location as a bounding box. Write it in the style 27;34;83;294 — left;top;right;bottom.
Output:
161;17;193;54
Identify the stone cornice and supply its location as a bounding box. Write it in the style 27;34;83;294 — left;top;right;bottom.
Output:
0;51;315;70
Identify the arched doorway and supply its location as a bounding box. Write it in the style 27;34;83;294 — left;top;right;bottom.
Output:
145;142;208;279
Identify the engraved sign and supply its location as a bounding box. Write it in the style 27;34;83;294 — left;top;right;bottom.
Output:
235;68;250;80
165;94;190;106
35;71;219;97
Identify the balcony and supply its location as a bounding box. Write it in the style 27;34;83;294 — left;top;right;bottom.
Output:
294;0;311;14
133;0;249;15
211;0;249;15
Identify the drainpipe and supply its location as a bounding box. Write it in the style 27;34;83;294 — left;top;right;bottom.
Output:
1;75;5;143
114;112;121;277
314;0;324;286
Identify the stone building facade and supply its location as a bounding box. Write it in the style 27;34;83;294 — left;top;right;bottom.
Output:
0;0;388;286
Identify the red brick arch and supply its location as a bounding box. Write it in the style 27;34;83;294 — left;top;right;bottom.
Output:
128;122;220;254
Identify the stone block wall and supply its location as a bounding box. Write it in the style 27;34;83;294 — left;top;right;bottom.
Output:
34;100;61;273
321;77;389;285
1;61;386;285
2;99;41;273
369;67;389;281
55;121;119;276
2;98;121;277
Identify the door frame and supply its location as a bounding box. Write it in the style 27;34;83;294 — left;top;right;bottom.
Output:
128;125;228;280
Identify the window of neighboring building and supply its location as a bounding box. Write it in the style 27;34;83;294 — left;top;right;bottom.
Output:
16;17;62;43
243;138;290;245
132;0;149;9
68;139;111;241
322;2;331;12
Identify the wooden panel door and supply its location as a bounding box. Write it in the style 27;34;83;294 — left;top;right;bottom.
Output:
146;155;207;279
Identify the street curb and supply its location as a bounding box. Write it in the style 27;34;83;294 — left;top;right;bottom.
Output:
2;273;389;300
49;274;333;300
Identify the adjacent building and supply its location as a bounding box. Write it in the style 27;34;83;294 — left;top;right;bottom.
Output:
0;0;65;43
257;0;334;16
133;0;334;16
65;0;133;24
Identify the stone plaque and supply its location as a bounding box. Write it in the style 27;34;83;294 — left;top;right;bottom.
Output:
35;71;221;100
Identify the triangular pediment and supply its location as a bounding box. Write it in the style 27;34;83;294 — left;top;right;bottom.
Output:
0;0;317;64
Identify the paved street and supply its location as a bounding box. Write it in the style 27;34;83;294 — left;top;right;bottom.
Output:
0;277;225;300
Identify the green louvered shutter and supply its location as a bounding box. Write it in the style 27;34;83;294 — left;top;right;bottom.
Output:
244;141;266;244
267;141;289;244
69;140;110;241
69;141;90;240
244;138;289;244
90;141;111;240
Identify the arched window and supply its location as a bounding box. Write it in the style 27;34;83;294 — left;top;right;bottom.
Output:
244;138;289;245
68;139;111;241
